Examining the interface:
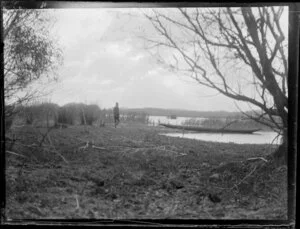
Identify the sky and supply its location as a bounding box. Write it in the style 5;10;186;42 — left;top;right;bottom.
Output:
31;6;288;112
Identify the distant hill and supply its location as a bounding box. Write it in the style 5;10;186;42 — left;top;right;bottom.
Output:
120;107;256;118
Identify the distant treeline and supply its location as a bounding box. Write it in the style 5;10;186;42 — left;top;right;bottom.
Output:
5;102;149;129
6;103;277;131
120;107;250;118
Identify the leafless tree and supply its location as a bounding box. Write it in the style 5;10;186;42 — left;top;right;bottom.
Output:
144;6;289;162
3;2;63;126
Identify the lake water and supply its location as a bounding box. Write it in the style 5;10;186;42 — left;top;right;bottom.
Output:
161;131;281;145
148;115;280;145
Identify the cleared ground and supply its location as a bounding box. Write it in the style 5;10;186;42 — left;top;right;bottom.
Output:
5;123;287;220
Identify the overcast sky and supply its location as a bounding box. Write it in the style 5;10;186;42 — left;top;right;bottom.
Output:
37;7;288;112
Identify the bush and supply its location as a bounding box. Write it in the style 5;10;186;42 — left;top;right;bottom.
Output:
8;102;106;127
20;102;59;127
57;106;76;125
23;106;34;124
80;104;101;125
45;103;103;126
57;103;83;125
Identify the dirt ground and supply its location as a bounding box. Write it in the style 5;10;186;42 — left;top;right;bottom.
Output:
4;123;287;220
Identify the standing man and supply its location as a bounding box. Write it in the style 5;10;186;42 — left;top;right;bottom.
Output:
113;102;120;128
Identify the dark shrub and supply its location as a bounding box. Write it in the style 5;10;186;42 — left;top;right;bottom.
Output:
20;102;59;127
57;103;82;125
80;104;101;125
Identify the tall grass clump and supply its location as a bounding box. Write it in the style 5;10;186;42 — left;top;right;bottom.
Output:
121;112;149;124
181;118;204;126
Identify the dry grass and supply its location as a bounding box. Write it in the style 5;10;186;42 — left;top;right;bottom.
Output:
5;123;287;220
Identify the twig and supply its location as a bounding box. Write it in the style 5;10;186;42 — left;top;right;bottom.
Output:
78;141;90;151
270;132;282;145
11;124;26;128
92;145;106;150
78;141;106;152
45;148;69;164
247;157;268;163
218;118;241;131
16;142;38;148
36;126;55;147
74;194;80;209
6;150;27;158
231;165;257;190
107;146;137;149
47;135;69;164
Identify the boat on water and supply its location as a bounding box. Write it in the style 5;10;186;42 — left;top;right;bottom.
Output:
159;123;261;134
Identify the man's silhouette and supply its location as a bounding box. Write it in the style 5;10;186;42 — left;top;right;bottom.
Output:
113;102;120;128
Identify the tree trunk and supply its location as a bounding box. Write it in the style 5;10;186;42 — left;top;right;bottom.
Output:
271;129;287;165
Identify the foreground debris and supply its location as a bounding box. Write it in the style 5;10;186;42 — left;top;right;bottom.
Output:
5;124;287;219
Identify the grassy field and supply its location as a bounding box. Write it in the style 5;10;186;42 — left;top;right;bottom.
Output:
5;123;287;220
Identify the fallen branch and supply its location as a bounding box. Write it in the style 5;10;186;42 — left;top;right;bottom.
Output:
78;141;107;152
74;194;80;209
247;157;268;163
108;145;138;149
6;150;27;158
78;141;90;151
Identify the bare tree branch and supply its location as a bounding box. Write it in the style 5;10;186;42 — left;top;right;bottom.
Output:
143;6;288;146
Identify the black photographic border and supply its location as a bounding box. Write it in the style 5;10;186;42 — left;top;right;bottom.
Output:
0;1;298;228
